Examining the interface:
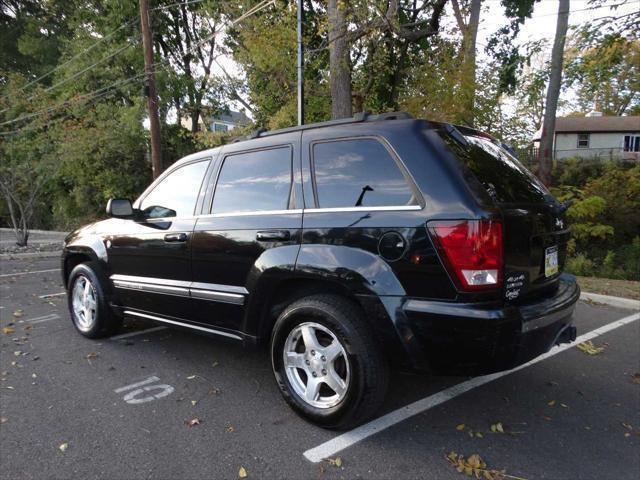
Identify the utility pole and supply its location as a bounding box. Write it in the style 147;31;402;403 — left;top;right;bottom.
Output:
297;0;304;126
139;0;163;179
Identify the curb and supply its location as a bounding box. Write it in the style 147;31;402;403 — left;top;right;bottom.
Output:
0;251;62;260
580;292;639;311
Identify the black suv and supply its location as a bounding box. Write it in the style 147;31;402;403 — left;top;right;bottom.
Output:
62;112;579;428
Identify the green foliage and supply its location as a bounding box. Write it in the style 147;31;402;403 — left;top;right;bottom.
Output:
565;28;639;116
554;162;640;280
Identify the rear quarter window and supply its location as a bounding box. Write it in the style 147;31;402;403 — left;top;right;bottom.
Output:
312;138;417;208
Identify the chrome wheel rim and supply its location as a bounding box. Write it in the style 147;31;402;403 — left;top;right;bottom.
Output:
71;275;97;332
283;322;350;409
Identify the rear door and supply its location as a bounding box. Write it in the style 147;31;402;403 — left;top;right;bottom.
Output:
190;133;303;333
437;129;569;302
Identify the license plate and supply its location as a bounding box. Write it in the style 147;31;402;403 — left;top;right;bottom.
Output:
545;246;559;277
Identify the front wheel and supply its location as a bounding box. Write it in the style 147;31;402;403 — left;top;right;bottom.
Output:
270;294;388;429
67;262;122;338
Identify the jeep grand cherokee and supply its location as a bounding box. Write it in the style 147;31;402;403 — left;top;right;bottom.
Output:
62;112;579;428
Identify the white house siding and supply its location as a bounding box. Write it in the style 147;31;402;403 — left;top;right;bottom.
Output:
554;131;640;160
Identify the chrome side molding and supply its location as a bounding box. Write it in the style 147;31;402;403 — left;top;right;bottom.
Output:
111;274;247;305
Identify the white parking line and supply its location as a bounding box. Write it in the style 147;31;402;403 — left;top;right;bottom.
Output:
39;292;66;299
303;311;640;463
0;268;60;278
110;326;167;340
19;313;60;324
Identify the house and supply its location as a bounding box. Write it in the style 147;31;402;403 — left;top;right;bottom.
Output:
533;112;640;161
180;109;251;133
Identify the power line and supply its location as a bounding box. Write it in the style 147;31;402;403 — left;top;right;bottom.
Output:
0;72;146;128
6;17;139;96
1;0;277;136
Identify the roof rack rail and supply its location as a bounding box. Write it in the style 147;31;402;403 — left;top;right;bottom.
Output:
234;111;414;142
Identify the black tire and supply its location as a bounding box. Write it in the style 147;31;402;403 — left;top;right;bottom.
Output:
67;262;122;338
270;294;389;429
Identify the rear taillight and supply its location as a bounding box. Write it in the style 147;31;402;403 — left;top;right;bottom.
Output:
428;219;503;291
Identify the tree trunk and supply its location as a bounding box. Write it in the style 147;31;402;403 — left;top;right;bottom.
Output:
328;0;352;119
539;0;570;186
463;0;481;125
452;0;481;126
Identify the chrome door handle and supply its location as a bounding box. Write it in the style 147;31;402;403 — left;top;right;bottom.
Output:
164;232;188;242
256;230;291;241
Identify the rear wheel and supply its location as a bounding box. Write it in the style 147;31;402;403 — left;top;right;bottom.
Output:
67;262;122;338
271;294;388;429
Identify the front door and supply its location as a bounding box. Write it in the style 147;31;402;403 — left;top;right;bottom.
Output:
191;133;303;333
107;158;211;320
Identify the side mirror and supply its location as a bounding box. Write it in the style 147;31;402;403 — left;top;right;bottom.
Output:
106;198;134;218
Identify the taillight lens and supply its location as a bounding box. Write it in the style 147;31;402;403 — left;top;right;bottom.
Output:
428;219;503;291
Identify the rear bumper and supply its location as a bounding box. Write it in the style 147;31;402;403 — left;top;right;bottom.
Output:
401;273;580;374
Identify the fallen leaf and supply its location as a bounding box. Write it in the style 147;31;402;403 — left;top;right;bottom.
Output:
577;341;605;355
490;422;504;433
456;423;466;431
0;417;7;424
2;327;15;335
475;432;484;438
186;375;196;380
238;466;247;478
58;443;68;452
212;362;219;367
85;352;98;359
632;373;640;385
226;426;235;433
185;418;201;427
13;310;23;318
547;400;556;406
622;422;632;430
541;415;552;421
560;403;568;409
191;400;198;406
327;457;343;467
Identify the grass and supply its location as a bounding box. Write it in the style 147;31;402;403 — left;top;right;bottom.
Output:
577;276;640;300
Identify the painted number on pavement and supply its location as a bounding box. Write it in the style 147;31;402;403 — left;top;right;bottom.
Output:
114;376;174;404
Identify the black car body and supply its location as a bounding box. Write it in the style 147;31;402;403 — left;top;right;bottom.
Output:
63;112;579;427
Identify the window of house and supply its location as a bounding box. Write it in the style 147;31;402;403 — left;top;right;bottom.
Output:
577;133;590;148
213;122;229;132
139;160;209;218
212;147;292;214
624;135;640;152
312;138;416;208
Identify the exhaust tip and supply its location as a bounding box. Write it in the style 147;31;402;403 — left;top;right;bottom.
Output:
556;325;577;345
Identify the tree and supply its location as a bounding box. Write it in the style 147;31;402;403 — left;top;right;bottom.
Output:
451;0;481;126
0;74;56;245
328;0;351;119
565;31;639;116
539;0;570;186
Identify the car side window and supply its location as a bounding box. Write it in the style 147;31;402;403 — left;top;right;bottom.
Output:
139;160;209;218
211;147;292;214
312;138;416;208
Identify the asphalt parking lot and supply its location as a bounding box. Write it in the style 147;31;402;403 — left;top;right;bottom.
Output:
1;256;639;480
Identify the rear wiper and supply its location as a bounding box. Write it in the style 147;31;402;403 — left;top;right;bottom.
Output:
444;124;469;147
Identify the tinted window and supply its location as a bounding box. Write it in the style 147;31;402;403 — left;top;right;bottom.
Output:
436;129;551;204
139;160;208;218
312;139;416;208
212;147;292;214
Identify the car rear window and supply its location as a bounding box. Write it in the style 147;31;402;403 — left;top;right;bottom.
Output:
436;128;551;204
